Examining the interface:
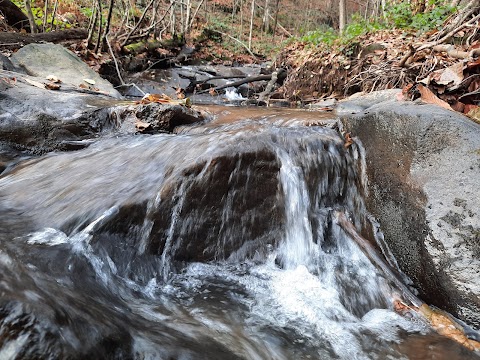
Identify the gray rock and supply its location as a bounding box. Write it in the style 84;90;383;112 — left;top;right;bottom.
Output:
336;89;402;114
0;54;19;72
0;70;204;155
341;100;480;329
308;98;337;109
10;43;122;99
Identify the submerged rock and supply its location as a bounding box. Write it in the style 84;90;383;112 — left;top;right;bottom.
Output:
341;98;480;329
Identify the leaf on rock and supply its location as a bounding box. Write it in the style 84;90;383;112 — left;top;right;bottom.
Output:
45;82;61;90
137;93;191;107
417;84;453;111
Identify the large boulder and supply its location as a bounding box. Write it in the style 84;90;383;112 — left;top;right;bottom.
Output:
0;70;204;157
10;43;122;98
340;99;480;329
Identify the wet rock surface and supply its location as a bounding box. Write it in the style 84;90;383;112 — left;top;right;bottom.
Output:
341;100;480;329
0;69;204;158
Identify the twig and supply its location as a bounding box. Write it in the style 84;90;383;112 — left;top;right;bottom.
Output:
121;0;156;47
418;12;480;52
258;70;278;101
398;44;415;68
115;83;146;96
211;30;258;58
105;35;125;86
197;74;272;94
335;211;423;307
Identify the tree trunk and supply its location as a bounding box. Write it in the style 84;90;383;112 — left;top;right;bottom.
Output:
24;0;38;33
0;0;31;32
248;0;255;50
101;0;115;50
262;0;270;33
339;0;346;34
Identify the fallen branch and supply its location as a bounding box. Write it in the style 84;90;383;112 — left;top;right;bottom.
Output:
418;12;480;52
258;70;278;101
335;211;480;350
335;211;422;307
0;29;88;48
105;35;125;86
197;74;273;94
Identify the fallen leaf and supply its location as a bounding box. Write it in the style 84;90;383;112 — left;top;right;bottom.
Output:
1;77;16;85
78;83;89;89
449;100;465;113
24;78;46;89
466;106;480;124
463;104;478;114
46;75;61;83
45;82;61;90
431;62;464;90
137;93;191;107
417;84;453;111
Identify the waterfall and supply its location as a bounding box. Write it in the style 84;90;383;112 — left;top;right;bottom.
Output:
0;108;471;359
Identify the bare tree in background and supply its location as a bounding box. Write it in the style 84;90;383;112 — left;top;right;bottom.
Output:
339;0;346;34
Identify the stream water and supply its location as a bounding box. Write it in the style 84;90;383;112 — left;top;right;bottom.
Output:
0;107;477;359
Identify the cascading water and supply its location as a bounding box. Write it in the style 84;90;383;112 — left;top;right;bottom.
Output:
0;108;477;360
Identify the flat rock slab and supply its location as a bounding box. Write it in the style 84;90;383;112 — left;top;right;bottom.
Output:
10;43;122;99
341;98;480;329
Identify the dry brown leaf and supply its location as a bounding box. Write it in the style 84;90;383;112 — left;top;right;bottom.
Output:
136;93;191;107
417;84;453;111
463;104;478;114
431;62;464;89
1;76;16;85
466;58;480;70
176;87;185;99
78;83;89;89
24;78;46;89
466;106;480;124
45;82;61;90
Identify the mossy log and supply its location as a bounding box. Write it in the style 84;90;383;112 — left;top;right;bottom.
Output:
0;29;88;49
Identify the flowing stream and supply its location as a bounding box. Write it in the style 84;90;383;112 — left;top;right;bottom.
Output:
0;107;477;359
